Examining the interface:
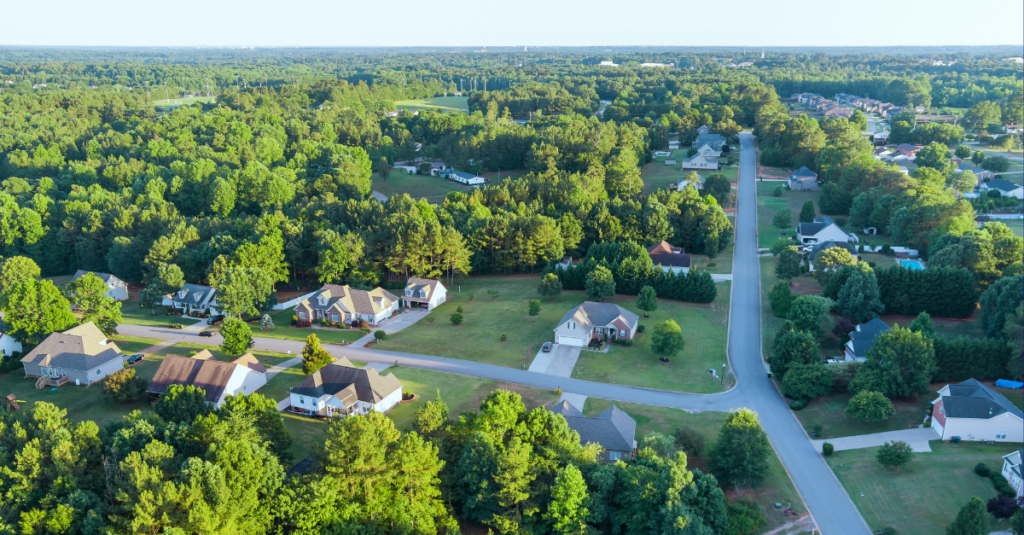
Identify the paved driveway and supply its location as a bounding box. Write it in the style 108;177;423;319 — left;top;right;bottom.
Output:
528;344;581;378
811;427;939;453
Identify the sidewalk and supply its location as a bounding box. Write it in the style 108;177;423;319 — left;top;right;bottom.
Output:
810;427;940;453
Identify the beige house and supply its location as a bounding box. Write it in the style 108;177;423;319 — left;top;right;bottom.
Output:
20;322;124;387
401;278;448;310
148;350;268;408
294;284;399;327
554;302;639;347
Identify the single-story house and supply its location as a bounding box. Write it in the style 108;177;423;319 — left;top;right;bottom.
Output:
692;133;727;152
681;154;719;171
551;400;637;462
163;283;221;316
1001;450;1023;498
647;240;691;274
843;318;890;362
958;163;996;180
20;322;124;386
788;166;820;191
0;320;22;358
797;215;858;245
807;240;859;272
872;132;890;145
294;284;399;327
71;270;129;301
289;357;403;417
694;143;721;158
895;144;922;157
401;278;447;310
979;178;1024;200
449;170;485;186
554;302;639;346
148;350;267;408
823;107;853;119
931;379;1024;443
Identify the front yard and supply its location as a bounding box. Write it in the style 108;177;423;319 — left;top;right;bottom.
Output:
119;298;204;327
755;180;824;248
571;282;733;394
254;308;366;345
827;442;1021;535
792;389;934;439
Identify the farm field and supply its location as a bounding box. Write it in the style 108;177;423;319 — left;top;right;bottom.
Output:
827;442;1020;535
395;96;469;112
583;399;807;534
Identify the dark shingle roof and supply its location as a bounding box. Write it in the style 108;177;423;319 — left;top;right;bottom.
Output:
985;178;1019;192
291;361;402;404
791;166;818;179
808;240;858;260
848;318;890;359
551;404;636;452
942;379;1024;420
72;270;122;285
557;302;639;333
797;215;835;236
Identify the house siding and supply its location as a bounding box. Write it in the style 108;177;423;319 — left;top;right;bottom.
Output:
800;225;853;245
216;367;267;407
109;285;129;301
1002;460;1024;498
555;322;591;345
938;412;1023;442
373;388;403;413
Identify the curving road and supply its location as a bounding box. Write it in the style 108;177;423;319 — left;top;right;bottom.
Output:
117;133;868;533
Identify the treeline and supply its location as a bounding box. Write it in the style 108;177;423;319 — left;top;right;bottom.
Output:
875;265;979;318
0;387;779;535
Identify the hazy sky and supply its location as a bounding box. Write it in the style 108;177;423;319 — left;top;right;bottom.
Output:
4;0;1022;47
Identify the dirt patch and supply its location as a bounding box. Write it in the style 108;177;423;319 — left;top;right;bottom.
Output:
759;165;793;180
788;275;822;296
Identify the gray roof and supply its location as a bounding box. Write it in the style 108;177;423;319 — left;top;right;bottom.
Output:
1003;451;1022;479
551;403;636;453
404;278;441;300
848;318;890;359
20;322;123;371
291;361;402;404
72;270;123;285
985;178;1019;192
449;170;481;180
682;154;719;165
694;133;726;146
171;283;215;306
797;216;835;237
942;379;1024;420
959;163;991;174
557;302;639;332
808;240;858;260
790;166;818;179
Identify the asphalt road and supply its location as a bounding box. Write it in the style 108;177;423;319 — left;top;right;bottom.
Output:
117;133;870;533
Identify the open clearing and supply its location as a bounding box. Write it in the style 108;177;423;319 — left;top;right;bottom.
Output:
395;96;469;112
827;442;1021;535
370;171;469;202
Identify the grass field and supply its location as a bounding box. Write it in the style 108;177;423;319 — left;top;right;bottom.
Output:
641;153;739;195
109;334;165;354
1004;219;1024;236
827;442;1020;535
154;96;215;109
755;181;824;248
120;299;204;327
257;309;366;345
793;388;935;439
571;282;733;393
582;399;807;533
370;171;468;202
395;96;469;113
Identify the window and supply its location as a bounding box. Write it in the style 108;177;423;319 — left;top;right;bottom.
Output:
608;451;621;461
997;431;1007;439
569;322;574;330
299;397;305;405
299;312;306;319
620;329;627;337
96;369;101;375
332;314;338;322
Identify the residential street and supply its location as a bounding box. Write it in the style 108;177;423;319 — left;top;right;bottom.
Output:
117;133;870;533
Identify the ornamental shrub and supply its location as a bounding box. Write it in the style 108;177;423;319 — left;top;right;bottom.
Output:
975;463;991;477
822;442;834;456
789;399;808;410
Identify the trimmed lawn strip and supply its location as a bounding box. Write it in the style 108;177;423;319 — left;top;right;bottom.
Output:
110;335;166;354
793;388;934;439
256;309;366;345
826;442;1018;535
571;282;733;394
370;171;470;201
583;399;807;533
120;300;204;327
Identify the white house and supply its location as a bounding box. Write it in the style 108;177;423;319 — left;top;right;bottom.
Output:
554;302;639;346
449;170;485;186
681;154;719;171
0;321;22;358
294;284;399;327
1001;451;1023;498
676;173;704;191
797;215;858;245
979;178;1024;200
148;350;267;408
20;322;125;387
843;318;889;362
694;143;721;158
806;240;859;273
163;283;221;316
71;271;129;301
401;278;447;310
289;357;403;417
647;241;691;274
931;379;1024;443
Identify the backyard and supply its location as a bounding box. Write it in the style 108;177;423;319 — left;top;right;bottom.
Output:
755;180;825;248
571;282;733;393
371;170;469;202
583;399;808;534
395;96;469;113
827;442;1021;535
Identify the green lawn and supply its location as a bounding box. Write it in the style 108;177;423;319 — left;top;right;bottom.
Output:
572;282;733;393
827;442;1020;535
641;151;739;195
395;96;469;113
371;171;469;202
1004;219;1024;237
583;399;807;534
109;335;165;354
755;181;824;248
689;242;734;275
120;299;203;327
793;388;935;439
257;309;365;345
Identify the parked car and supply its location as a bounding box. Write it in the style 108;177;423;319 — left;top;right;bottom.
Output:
199;330;215;337
126;353;144;365
208;315;225;325
541;342;553;352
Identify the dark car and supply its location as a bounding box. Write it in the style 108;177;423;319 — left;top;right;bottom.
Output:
541;342;553;352
126;353;144;365
199;330;215;337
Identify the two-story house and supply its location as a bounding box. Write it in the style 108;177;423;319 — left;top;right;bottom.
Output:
797;215;858;246
554;302;639;347
401;278;447;310
681;154;719;171
1001;451;1023;498
71;271;129;301
788;167;820;191
164;283;221;316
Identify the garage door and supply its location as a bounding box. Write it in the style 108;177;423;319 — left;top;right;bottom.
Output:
557;336;585;347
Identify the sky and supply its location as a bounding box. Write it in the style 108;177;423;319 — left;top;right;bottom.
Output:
3;0;1022;48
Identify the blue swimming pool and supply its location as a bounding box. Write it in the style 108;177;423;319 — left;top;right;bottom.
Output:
899;260;924;270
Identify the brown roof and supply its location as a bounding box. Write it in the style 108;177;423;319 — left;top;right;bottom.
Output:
299;284;399;316
646;241;691;268
148;352;266;403
647;241;683;255
21;322;123;371
232;352;267;373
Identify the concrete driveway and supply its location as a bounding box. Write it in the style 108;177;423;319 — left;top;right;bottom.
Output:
375;309;428;333
811;427;940;453
528;344;581;378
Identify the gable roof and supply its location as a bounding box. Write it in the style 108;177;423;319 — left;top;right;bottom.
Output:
449;170;481;180
558;302;639;332
148;352;266;402
959;163;993;175
405;278;442;299
20;322;123;371
291;361;403;405
797;215;836;236
1003;451;1022;479
985;178;1020;192
848;318;890;359
682;154;718;165
72;270;123;285
551;404;637;452
942;379;1024;420
170;283;215;306
647;241;691;268
808;240;858;260
695;133;726;146
298;284;399;316
790;166;818;179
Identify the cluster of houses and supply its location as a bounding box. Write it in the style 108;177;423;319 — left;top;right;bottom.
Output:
789;93;854;119
831;93;908;120
681;125;728;172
